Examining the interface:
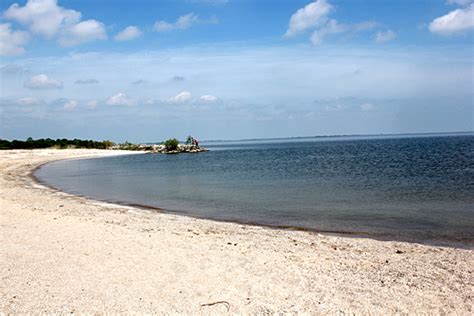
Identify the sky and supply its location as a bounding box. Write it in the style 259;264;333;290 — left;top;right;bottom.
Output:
0;0;473;142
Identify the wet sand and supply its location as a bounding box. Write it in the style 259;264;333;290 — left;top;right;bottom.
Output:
0;149;472;313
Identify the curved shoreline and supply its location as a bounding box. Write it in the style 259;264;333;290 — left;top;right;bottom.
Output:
32;154;473;249
31;156;369;236
30;158;167;213
1;149;473;313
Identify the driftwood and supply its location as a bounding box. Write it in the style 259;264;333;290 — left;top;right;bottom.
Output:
200;300;231;311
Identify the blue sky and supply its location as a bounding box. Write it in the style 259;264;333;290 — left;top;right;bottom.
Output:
0;0;473;142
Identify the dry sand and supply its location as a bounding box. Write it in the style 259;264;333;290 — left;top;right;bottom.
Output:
0;149;472;313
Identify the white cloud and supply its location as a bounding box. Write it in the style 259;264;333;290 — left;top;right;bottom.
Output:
24;74;63;89
170;91;192;103
63;99;78;110
58;19;106;46
4;0;81;38
375;30;397;43
199;94;218;102
114;26;142;41
310;20;378;44
3;0;106;46
0;23;30;56
429;3;474;35
154;13;216;32
154;21;173;32
106;93;135;106
155;13;199;31
85;100;98;109
360;103;376;111
286;0;379;44
310;19;346;44
284;0;333;37
16;97;41;106
174;13;200;29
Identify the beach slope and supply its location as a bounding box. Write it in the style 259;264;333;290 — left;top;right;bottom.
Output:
0;149;472;313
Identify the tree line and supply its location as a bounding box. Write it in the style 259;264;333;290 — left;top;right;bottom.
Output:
0;137;116;150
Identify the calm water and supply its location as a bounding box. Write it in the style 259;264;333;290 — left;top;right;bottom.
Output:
36;134;474;245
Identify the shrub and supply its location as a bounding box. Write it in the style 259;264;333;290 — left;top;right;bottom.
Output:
164;138;179;151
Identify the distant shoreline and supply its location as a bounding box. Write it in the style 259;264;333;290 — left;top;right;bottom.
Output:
200;131;473;143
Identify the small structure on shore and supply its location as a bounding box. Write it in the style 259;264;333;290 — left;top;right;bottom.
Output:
185;135;200;147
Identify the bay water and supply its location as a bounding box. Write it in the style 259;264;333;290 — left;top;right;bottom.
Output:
36;133;474;245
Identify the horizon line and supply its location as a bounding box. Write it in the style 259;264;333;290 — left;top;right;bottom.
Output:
198;130;473;143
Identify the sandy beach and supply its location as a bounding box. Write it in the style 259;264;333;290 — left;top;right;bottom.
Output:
0;149;472;313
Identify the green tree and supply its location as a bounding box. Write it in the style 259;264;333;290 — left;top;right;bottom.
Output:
164;138;179;151
185;135;193;145
102;140;116;149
